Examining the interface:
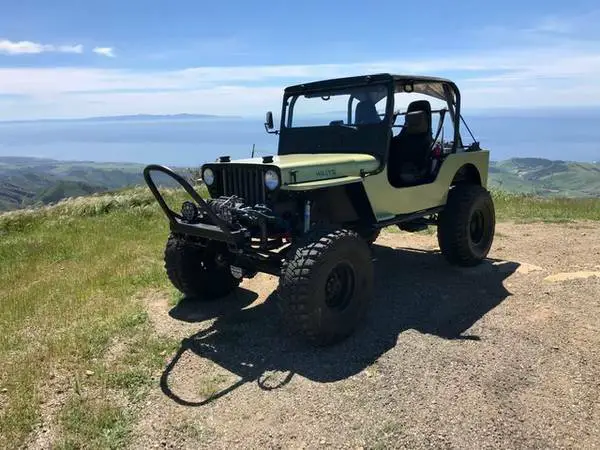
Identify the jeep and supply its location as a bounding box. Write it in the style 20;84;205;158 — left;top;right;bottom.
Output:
144;73;495;346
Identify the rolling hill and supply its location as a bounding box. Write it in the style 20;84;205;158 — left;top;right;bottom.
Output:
489;158;600;197
1;156;598;213
0;157;146;211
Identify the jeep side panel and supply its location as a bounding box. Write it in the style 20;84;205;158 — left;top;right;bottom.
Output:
362;151;490;221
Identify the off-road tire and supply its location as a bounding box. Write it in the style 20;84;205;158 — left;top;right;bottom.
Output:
437;185;495;266
366;229;381;245
279;229;374;346
358;229;380;246
164;233;240;300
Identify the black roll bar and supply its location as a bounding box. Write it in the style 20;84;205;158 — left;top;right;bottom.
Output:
142;164;234;237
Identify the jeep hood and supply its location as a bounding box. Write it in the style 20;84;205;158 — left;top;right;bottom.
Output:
225;153;380;185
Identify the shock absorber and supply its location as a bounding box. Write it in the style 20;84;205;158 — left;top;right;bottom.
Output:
304;200;311;233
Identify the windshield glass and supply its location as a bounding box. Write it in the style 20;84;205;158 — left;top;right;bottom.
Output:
285;84;389;128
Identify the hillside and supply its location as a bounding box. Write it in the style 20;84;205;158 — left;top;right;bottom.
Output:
489;157;600;197
1;156;599;213
0;157;146;211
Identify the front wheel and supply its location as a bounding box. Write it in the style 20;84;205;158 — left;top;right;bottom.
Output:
279;229;374;346
164;233;240;300
359;229;380;246
437;185;495;266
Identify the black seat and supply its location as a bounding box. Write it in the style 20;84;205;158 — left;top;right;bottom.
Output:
388;100;433;187
355;100;381;125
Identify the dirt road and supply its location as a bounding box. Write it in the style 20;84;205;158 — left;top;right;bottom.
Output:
138;221;600;449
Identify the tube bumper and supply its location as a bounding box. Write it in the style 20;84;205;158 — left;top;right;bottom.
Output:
143;164;246;246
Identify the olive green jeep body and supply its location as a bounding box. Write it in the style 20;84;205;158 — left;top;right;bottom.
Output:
144;74;495;345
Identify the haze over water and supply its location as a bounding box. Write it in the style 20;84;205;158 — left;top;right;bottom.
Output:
0;110;598;166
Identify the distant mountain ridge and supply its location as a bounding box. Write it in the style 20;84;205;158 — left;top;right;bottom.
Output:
0;113;240;124
1;156;599;212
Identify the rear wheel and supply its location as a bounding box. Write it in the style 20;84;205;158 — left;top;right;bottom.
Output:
164;233;240;300
279;229;374;346
437;185;495;266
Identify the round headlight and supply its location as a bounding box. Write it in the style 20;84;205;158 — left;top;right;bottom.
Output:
264;169;280;191
202;168;215;186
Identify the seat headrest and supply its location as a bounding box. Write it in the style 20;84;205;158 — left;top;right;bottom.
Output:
407;100;432;114
405;110;429;134
404;100;432;134
355;101;381;124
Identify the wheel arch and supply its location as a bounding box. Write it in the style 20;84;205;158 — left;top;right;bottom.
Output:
302;181;376;227
450;163;482;186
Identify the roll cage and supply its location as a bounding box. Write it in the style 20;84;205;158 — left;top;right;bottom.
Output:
277;74;469;162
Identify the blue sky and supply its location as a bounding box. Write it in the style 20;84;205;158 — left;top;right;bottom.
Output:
1;0;600;120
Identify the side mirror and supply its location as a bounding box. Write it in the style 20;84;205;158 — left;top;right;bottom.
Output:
265;111;274;129
264;111;278;135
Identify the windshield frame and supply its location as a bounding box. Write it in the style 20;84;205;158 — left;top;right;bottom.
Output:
281;82;393;129
277;80;395;160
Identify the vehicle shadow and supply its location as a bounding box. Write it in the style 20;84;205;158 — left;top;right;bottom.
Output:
160;245;519;406
169;288;258;323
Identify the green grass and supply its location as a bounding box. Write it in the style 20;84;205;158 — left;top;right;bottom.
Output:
57;397;131;450
0;185;597;447
386;191;600;235
492;190;600;222
0;187;188;447
57;396;131;450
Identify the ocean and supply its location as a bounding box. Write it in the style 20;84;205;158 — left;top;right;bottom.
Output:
0;110;599;166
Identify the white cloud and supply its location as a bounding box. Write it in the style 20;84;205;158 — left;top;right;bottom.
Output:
93;47;115;58
0;39;83;55
2;15;600;120
0;40;47;54
59;44;84;54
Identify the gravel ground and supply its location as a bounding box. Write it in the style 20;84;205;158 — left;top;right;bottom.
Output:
136;221;600;449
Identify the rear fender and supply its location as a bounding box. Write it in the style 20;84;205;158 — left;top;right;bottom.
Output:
362;150;490;220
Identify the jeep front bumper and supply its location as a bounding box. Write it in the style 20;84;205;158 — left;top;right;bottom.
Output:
143;164;247;246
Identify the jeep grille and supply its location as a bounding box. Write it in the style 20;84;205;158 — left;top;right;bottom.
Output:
219;166;267;206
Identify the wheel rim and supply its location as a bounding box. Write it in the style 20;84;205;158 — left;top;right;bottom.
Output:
324;261;355;311
470;209;485;244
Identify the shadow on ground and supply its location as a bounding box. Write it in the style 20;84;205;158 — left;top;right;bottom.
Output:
161;245;519;406
169;287;258;323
